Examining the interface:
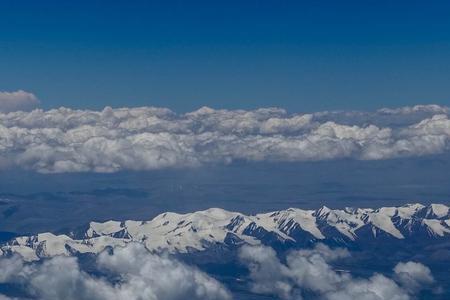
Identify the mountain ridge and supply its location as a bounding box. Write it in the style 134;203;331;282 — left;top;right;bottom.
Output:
1;203;449;261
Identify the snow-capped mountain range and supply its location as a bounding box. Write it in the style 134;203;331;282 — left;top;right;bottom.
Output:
1;203;449;261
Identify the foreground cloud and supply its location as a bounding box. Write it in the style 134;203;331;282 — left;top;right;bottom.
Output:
0;90;39;113
0;104;450;172
0;243;439;300
238;244;435;300
0;243;231;300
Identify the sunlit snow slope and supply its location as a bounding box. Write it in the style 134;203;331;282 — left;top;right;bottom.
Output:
1;203;449;261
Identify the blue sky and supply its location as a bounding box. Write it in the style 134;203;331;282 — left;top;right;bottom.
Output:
1;1;450;112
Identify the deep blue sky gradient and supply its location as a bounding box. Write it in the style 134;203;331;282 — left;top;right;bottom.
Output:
1;1;450;112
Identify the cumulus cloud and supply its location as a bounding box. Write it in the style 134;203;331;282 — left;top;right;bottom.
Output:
239;244;435;300
394;261;435;293
0;243;231;300
0;105;450;172
0;243;439;300
0;90;39;113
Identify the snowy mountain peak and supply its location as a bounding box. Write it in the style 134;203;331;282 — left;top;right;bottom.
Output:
1;203;449;261
426;204;449;219
315;205;332;218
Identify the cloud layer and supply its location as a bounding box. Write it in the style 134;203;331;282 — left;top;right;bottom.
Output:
0;243;438;300
1;104;450;172
0;90;39;113
238;244;435;300
0;243;231;300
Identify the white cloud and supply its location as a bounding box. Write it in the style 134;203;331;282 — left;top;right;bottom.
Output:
96;243;231;300
238;244;295;299
377;104;449;115
0;105;450;172
0;243;231;300
394;261;435;293
238;244;435;300
325;274;410;300
0;243;440;300
0;90;39;113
